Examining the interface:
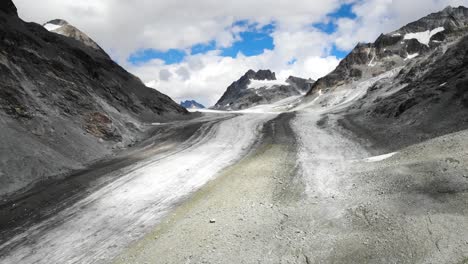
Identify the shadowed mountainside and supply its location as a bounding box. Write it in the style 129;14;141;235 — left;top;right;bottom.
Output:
0;0;188;198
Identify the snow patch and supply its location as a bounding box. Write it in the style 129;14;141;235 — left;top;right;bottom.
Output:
364;152;397;162
439;82;447;87
405;53;419;60
145;80;157;87
44;23;63;31
368;55;377;67
403;27;444;46
248;79;287;90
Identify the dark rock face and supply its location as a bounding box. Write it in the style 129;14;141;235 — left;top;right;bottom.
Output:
286;76;314;93
214;70;313;110
344;34;468;150
306;6;468;96
0;2;187;198
180;100;205;109
0;0;17;16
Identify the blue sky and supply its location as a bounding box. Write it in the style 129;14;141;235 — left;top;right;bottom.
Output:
313;4;357;34
128;3;357;66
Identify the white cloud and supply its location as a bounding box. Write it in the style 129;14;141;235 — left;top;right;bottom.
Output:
14;0;467;106
14;0;343;59
128;50;340;107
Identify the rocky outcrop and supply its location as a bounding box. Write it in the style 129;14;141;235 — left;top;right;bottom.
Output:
0;1;187;198
214;70;313;110
286;76;314;93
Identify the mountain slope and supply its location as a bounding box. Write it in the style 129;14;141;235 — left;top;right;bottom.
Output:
307;6;468;96
0;0;187;199
305;6;468;150
214;69;313;110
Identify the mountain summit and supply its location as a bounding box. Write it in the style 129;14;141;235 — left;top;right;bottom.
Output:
214;70;313;110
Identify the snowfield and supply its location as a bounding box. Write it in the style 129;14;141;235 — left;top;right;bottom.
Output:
404;27;445;45
364;152;398;162
247;79;288;89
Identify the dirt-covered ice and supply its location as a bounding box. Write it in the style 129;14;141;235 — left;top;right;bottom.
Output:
0;113;275;264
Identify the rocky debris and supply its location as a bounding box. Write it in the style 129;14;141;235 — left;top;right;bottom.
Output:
84;112;122;141
209;219;216;223
0;1;188;199
180;100;205;109
214;70;314;110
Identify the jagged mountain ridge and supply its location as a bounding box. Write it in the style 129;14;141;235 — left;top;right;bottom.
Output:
305;5;468;150
307;6;468;95
214;69;314;110
0;0;187;198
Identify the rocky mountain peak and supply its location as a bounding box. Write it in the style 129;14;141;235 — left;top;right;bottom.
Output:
244;69;276;81
43;19;103;51
307;5;468;96
0;0;17;16
214;71;312;110
395;5;468;34
442;6;454;13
